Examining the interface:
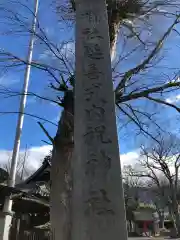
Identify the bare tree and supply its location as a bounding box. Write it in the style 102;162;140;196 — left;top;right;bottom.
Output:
145;177;170;228
123;165;143;232
128;134;180;236
124;165;169;229
0;147;33;182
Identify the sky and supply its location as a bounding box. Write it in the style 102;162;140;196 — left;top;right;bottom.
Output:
0;0;180;172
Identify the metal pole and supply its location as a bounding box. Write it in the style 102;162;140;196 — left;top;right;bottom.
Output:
1;0;39;239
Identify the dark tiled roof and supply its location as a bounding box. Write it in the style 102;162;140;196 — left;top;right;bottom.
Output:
23;159;51;184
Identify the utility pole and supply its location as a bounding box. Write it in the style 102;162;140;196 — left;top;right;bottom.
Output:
1;0;39;239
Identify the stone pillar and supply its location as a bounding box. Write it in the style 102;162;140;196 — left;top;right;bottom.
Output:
73;1;128;240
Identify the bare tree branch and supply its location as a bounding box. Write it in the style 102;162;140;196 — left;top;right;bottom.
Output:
0;111;57;126
38;122;54;145
115;15;180;95
116;79;180;103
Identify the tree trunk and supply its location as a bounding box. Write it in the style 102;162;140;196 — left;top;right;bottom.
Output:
168;193;180;237
168;205;176;233
129;220;134;232
72;1;127;240
159;214;164;229
174;207;180;236
50;91;74;240
107;2;121;61
172;190;180;237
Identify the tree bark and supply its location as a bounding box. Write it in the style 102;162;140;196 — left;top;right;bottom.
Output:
50;91;74;240
159;214;164;229
173;204;180;236
172;188;180;236
107;3;120;61
168;188;180;237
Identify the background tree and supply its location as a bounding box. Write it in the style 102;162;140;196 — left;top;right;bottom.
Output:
0;147;32;183
146;176;172;229
123;166;142;232
128;134;180;236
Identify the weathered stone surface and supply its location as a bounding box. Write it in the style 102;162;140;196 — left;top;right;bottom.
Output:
73;1;128;240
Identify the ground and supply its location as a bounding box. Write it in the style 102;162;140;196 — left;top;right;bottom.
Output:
128;238;178;240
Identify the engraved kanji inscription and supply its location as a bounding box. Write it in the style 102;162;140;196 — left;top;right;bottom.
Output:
82;27;103;40
85;189;114;216
80;10;103;24
84;125;112;144
85;149;111;178
95;125;112;144
99;150;111;171
85;104;105;122
85;151;98;177
84;127;95;145
84;83;102;101
84;43;104;60
84;63;103;80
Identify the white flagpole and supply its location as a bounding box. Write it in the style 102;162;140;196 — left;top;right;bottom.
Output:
1;0;39;239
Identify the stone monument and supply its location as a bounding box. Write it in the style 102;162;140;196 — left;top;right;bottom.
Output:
73;0;128;240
